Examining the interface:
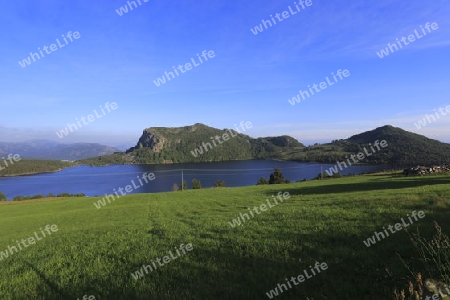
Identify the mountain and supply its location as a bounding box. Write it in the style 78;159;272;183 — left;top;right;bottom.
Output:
345;125;450;166
0;140;121;160
285;125;450;167
80;123;304;165
78;124;450;167
126;123;305;163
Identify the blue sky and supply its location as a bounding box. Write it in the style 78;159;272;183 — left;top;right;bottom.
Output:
1;0;449;147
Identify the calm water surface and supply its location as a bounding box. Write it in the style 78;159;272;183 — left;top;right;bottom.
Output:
0;160;385;200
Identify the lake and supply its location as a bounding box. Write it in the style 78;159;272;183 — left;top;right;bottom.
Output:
0;160;386;200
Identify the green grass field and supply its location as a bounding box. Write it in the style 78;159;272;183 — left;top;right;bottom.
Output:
1;174;449;299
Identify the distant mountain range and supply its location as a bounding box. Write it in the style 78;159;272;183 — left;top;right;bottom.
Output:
78;123;450;167
0;140;120;160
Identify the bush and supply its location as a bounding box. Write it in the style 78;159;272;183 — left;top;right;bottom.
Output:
314;172;343;180
0;191;6;201
314;172;325;180
192;179;202;189
172;183;179;191
256;177;269;185
332;172;343;178
213;180;226;188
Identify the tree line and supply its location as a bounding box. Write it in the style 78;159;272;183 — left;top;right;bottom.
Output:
0;192;86;201
0;159;74;177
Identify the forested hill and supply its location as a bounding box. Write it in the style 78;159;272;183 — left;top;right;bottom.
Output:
80;123;304;165
127;123;305;163
0;159;74;177
345;125;450;166
78;124;450;167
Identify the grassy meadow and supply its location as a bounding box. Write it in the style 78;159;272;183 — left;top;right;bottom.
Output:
0;174;450;299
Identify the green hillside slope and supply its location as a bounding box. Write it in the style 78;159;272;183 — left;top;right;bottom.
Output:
1;174;449;299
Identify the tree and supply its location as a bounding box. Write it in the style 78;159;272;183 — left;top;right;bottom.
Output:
256;177;269;185
192;179;202;189
172;183;179;191
269;167;286;184
213;180;226;188
0;191;6;201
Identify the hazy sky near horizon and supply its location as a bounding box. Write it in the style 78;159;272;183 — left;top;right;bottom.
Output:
1;0;449;147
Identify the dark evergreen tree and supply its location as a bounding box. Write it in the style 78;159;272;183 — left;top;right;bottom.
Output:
269;167;285;184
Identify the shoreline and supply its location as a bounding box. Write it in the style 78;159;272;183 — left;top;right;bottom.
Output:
0;158;393;178
0;169;436;203
0;168;66;178
78;157;390;167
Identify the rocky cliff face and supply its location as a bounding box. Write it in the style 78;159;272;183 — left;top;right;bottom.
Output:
130;130;168;153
